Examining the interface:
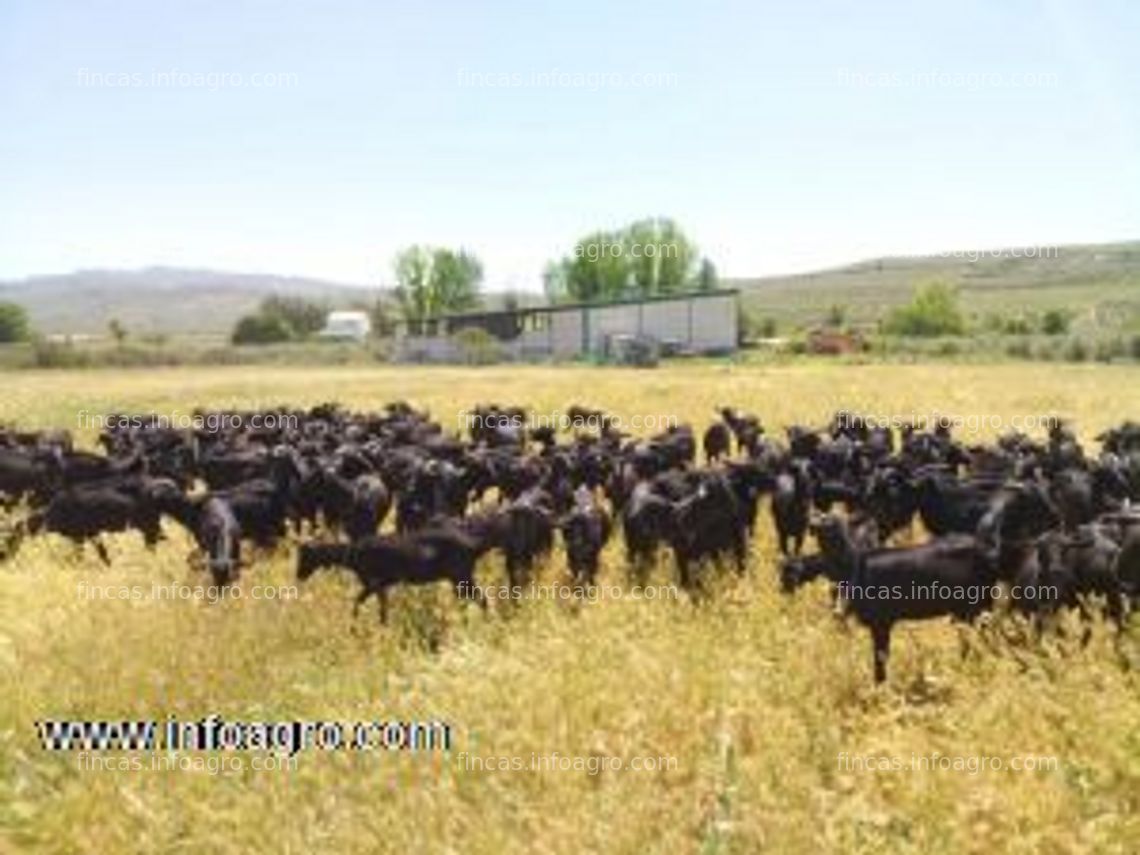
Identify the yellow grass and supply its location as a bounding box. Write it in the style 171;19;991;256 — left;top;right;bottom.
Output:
2;362;1139;854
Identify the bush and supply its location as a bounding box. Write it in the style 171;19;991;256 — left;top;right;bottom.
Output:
259;296;327;339
0;301;31;343
452;327;503;365
1064;339;1089;362
1005;338;1032;359
882;281;965;337
28;337;89;368
1002;316;1033;335
1131;335;1140;361
786;339;808;355
1041;309;1072;336
1094;338;1125;363
232;314;294;345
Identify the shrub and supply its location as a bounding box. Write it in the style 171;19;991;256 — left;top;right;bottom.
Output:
882;281;965;337
232;314;294;345
1041;309;1072;336
1064;339;1089;362
452;327;503;365
0;301;31;343
259;296;327;339
1094;338;1125;363
1002;316;1033;335
1131;335;1140;361
1005;338;1032;359
28;336;91;368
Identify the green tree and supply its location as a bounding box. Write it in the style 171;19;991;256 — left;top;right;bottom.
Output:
557;230;631;303
624;217;698;296
882;280;965;337
430;248;483;315
0;301;31;343
370;296;398;337
393;245;483;322
231;314;293;345
697;258;718;292
545;218;712;303
108;319;128;347
826;304;846;328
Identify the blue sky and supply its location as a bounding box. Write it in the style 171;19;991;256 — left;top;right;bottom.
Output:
1;0;1137;290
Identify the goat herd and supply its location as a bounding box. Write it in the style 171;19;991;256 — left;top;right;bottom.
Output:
2;403;1138;682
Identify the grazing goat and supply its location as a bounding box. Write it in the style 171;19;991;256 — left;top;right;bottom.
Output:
812;514;996;683
296;527;489;622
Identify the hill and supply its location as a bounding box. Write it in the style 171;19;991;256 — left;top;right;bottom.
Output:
0;267;375;336
728;240;1140;333
4;241;1138;339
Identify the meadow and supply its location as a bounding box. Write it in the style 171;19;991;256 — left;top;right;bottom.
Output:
2;362;1139;854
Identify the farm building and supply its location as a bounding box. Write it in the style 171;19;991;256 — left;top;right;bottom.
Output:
393;289;738;362
318;310;372;342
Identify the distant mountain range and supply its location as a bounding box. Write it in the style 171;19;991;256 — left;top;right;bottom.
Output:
3;240;1138;337
0;267;374;336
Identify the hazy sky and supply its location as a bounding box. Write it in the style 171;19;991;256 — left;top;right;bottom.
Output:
1;0;1137;290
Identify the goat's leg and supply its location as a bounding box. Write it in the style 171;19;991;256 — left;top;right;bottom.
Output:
94;538;111;566
378;587;390;624
1074;596;1095;647
732;535;748;575
1106;588;1125;632
352;589;370;619
456;575;486;611
870;623;891;684
675;553;692;592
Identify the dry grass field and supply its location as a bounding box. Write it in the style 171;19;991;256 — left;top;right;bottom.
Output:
2;362;1139;854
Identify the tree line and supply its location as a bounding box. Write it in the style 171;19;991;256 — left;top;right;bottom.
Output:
230;216;717;343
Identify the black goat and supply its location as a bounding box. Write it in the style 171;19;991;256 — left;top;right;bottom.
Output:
26;483;164;564
813;514;996;683
560;487;612;586
703;422;732;463
296;526;489;622
771;461;812;556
